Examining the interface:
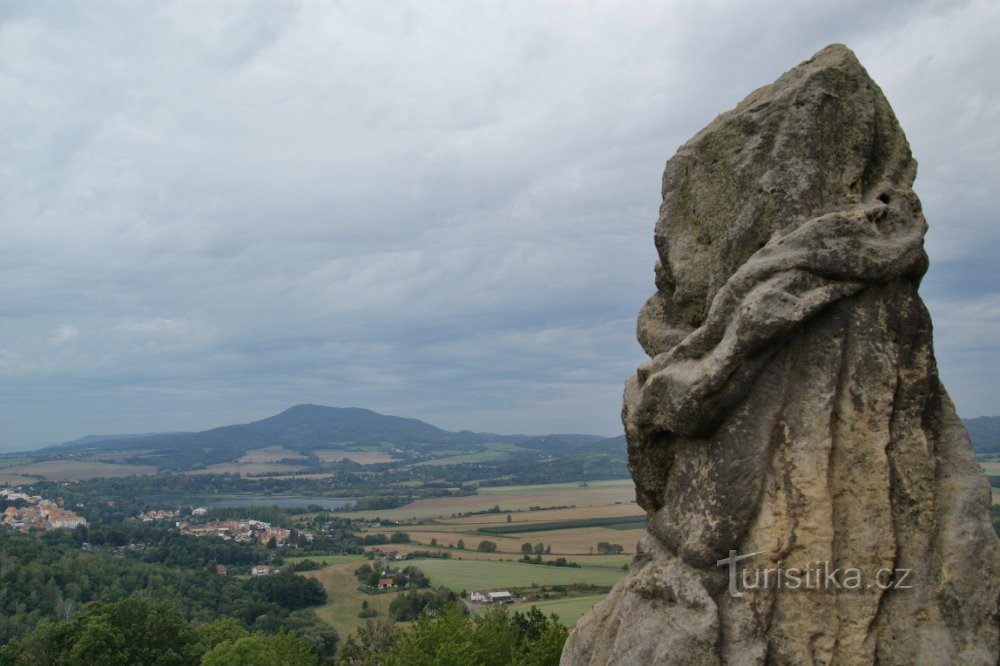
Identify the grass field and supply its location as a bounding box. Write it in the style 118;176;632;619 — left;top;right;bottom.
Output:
405;558;626;592
284;554;367;566
315;450;399;465
478;594;608;626
188;462;306;476
410;444;529;467
306;559;400;639
0;460;156;482
237;447;307;463
411;451;515;466
980;462;1000;474
0;457;33;469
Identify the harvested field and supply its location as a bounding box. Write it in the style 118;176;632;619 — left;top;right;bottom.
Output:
339;479;637;521
188;462;305;476
449;502;643;526
0;472;39;486
0;460;156;481
506;527;643;555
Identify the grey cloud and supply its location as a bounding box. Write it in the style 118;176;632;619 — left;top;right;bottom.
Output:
2;0;998;447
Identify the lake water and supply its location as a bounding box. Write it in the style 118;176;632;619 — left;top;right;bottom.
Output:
144;495;356;510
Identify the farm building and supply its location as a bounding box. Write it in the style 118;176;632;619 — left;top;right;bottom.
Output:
377;578;395;589
251;565;273;576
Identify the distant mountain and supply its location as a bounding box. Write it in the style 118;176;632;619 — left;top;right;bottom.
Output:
44;404;606;472
964;417;1000;455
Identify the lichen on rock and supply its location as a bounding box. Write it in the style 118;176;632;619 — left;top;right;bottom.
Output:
562;44;1000;665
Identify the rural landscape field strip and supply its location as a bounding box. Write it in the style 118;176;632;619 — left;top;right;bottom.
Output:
477;514;646;535
0;460;156;481
482;594;610;626
407;558;626;591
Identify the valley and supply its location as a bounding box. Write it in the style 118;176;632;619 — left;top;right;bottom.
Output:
2;404;998;663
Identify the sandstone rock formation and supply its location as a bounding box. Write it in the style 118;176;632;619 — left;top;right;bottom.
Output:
562;44;1000;665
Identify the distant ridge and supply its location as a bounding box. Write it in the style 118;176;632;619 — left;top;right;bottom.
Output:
60;432;188;447
964;416;1000;455
43;404;608;471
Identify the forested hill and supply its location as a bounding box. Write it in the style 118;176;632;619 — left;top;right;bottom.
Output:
965;416;1000;455
40;404;608;471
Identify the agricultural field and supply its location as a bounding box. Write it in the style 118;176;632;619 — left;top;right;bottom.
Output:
0;472;39;486
491;527;643;555
302;557;400;639
284;554;369;566
410;444;529;467
406;558;626;592
237;447;307;463
0;460;156;482
0;456;33;469
187;462;306;476
449;502;643;526
387;523;641;557
338;479;637;521
314;450;399;465
476;594;609;627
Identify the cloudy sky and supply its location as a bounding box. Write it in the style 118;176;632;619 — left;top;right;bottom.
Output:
1;1;998;448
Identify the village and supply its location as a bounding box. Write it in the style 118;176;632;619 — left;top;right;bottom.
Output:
174;511;296;547
0;488;88;532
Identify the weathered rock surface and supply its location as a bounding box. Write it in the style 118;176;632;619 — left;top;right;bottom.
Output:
562;44;1000;665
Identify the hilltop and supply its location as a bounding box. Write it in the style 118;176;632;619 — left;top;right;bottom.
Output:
27;404;618;475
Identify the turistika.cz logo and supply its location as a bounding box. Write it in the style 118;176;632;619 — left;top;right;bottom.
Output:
716;550;914;598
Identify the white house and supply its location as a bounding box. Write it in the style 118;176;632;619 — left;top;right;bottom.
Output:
469;591;487;602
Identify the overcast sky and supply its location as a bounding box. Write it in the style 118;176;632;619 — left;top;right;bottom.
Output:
1;1;998;448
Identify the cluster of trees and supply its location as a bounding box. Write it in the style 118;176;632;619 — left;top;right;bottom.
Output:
520;543;552;556
360;532;410;545
76;521;273;569
246;571;327;609
477;540;498;552
0;595;329;665
595;542;624;555
521;556;579;568
352;564;430;591
386;588;457;622
0;532;332;653
340;604;567;665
